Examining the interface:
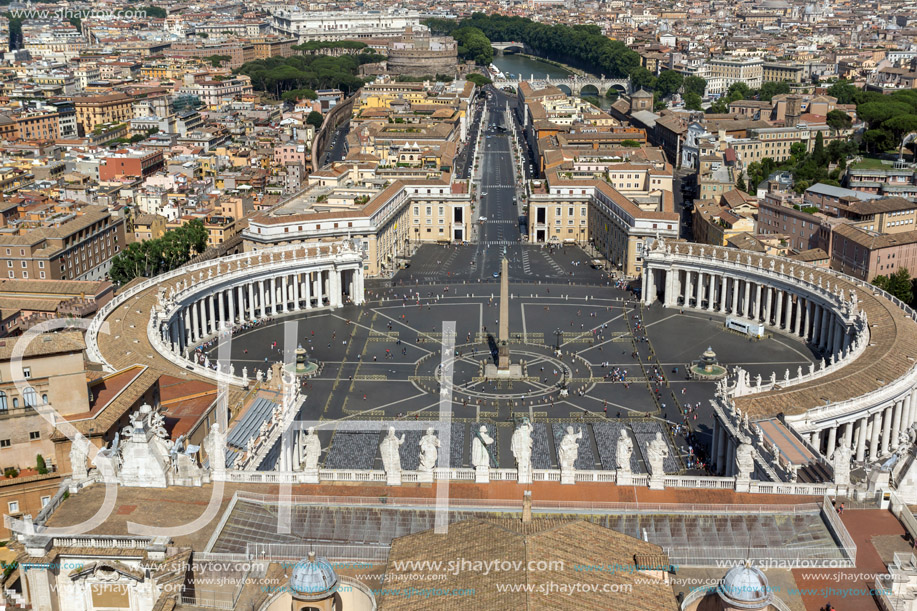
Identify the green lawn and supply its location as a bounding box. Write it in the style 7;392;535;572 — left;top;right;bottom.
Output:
850;157;890;170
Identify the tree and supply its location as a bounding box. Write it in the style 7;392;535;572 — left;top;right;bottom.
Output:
451;26;493;65
684;91;702;111
873;268;913;304
466;73;492;87
204;55;232;68
683;76;707;98
726;82;751;101
36;454;48;475
790;142;808;159
109;220;209;284
812;131;826;166
605;88;619;101
826;109;852;133
306;111;324;130
654;70;684;99
827;80;861;105
629;67;656;92
735;174;748;193
758;81;791;102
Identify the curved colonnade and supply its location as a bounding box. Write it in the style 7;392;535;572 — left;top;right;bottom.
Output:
642;239;917;475
86;242;365;390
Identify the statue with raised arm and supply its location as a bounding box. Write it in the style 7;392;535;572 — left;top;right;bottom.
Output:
511;419;533;483
419;428;440;472
380;426;405;485
616;429;633;474
646;431;669;477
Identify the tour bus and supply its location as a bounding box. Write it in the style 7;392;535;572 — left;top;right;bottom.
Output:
725;316;765;338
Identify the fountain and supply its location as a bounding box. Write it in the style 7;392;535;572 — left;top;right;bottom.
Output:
688;346;727;380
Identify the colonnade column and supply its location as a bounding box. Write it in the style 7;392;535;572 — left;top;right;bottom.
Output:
804;301;813;342
764;287;773;324
882;406;893;456
742;281;751;317
685;271;694;307
315;271;324;306
731;277;739;314
293;273;301;311
190;301;199;342
753;283;762;320
304;272;312;309
869;411;882;462
826;426;837;458
855;416;867;462
248;282;256;321
774;290;784;329
794;298;804;336
719;275;727;312
892;401;903;451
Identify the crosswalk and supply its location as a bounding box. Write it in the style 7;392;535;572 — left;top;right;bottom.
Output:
478;240;517;246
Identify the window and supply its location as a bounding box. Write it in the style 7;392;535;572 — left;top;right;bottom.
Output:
0;439;9;448
23;367;30;379
12;398;17;408
41;496;50;507
23;388;37;407
0;391;5;413
41;393;47;404
7;501;18;514
29;431;40;440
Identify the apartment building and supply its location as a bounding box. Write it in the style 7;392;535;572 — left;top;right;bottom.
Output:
703;57;764;95
72;93;133;136
0;206;127;281
98;149;165;181
762;62;806;84
831;224;917;281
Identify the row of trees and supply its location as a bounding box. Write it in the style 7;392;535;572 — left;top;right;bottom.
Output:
826;82;917;154
424;14;641;79
451;27;494;66
235;52;384;98
109;219;209;284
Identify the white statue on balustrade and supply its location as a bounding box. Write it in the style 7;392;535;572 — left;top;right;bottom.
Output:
295;426;322;483
511;419;533;483
646;432;668;490
559;426;582;484
616;429;633;476
472;425;493;469
69;435;90;481
735;438;755;481
380;426;405;485
831;444;851;487
202;422;226;473
419;428;440;473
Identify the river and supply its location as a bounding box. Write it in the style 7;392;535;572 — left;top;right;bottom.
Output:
490;53;612;108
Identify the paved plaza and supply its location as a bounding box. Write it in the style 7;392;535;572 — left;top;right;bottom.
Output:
205;108;815;477
205;245;815;474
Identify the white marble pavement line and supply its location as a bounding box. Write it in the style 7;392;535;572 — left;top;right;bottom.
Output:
436;320;456;534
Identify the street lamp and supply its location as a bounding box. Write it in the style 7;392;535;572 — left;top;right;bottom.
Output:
554;328;562;351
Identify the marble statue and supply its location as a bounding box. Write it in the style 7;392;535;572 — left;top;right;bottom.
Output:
380;427;405;485
419;428;440;472
755;374;762;388
69;435;90;480
832;444;851;487
302;427;321;472
511;419;533;482
646;432;668;477
784;369;790;383
202;423;225;472
735;439;755;480
616;429;633;474
472;425;494;469
797;365;803;379
558;426;583;471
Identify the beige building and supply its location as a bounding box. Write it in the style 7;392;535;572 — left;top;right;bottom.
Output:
71;93;134;136
527;170;679;276
0;332;88;473
762;62;806;84
244;169;471;276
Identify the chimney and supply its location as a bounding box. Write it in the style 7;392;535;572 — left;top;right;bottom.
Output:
522;490;532;523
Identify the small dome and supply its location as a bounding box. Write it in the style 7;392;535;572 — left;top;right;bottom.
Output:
718;563;772;608
289;552;338;601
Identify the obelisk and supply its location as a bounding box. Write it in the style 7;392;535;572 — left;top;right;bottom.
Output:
498;257;511;370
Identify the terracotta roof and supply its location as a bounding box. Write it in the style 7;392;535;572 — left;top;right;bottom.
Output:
0;331;84;361
382;519;677;610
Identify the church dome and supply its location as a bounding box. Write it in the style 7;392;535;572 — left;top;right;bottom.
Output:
718;563;773;609
289;552;338;601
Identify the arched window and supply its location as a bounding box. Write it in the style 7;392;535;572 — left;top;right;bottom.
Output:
42;394;48;405
0;391;6;412
23;388;37;408
12;397;18;408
